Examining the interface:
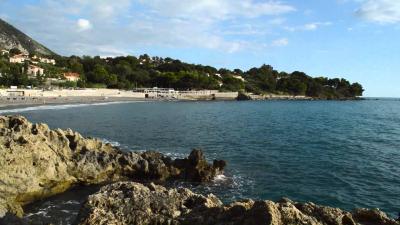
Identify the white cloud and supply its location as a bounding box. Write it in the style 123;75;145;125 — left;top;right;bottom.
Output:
77;19;92;31
271;38;289;47
139;0;295;21
356;0;400;24
3;0;296;56
285;22;332;31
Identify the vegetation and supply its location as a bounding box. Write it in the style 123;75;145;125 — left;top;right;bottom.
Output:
55;55;363;99
0;52;364;99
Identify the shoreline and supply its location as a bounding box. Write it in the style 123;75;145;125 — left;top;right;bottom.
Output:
0;96;149;109
0;116;398;225
0;94;367;110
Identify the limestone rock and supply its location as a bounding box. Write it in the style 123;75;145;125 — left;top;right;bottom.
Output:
0;116;225;218
77;182;400;225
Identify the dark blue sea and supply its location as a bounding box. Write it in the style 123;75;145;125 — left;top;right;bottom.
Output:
1;99;399;224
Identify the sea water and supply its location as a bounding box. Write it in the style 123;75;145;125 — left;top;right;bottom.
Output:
1;99;399;224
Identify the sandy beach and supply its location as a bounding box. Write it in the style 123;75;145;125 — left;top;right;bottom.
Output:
0;96;146;109
0;88;241;109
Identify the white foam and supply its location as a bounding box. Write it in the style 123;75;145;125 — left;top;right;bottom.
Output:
99;138;121;147
164;152;187;159
213;174;228;182
64;200;80;205
0;101;141;114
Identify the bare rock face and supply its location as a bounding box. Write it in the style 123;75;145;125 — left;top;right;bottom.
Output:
77;182;399;225
0;116;225;218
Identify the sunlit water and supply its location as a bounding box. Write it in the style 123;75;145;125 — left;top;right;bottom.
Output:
1;99;399;224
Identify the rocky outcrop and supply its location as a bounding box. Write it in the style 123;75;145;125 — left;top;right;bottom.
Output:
77;182;399;225
0;116;225;218
0;18;55;55
236;91;253;101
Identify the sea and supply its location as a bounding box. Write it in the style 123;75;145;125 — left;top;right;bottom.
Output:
0;99;399;224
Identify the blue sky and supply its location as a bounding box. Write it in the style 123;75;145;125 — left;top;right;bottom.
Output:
0;0;399;97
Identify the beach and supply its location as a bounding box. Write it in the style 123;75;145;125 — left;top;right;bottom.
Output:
0;96;146;108
0;88;322;109
0;88;242;108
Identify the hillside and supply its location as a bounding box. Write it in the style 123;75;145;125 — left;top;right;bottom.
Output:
0;18;55;56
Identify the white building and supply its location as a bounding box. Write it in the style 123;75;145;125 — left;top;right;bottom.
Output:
9;54;29;63
232;75;245;82
27;65;44;77
1;49;9;55
39;57;56;65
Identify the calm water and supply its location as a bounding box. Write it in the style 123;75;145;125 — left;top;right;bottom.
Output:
1;100;399;224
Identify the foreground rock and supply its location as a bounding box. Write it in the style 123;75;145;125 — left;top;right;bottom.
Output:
0;116;225;218
77;182;399;225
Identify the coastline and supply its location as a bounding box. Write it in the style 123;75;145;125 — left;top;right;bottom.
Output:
0;116;398;225
0;88;366;110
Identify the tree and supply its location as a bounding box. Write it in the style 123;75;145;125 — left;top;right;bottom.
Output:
106;74;118;87
87;64;109;83
9;48;22;56
349;83;364;97
220;76;245;92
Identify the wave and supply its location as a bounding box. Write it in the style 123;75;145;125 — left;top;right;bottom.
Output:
99;138;122;147
0;101;140;114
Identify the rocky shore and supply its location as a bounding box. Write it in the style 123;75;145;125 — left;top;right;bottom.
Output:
75;182;399;225
0;116;225;218
0;116;397;225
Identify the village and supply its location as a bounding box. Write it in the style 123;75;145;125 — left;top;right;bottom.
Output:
0;48;243;105
0;48;80;85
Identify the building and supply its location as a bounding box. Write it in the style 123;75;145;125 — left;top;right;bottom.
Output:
9;54;29;63
27;65;44;77
232;75;245;82
214;73;222;78
39;57;56;65
1;49;9;55
63;72;80;82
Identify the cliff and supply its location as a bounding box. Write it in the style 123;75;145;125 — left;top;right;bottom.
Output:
0;18;55;55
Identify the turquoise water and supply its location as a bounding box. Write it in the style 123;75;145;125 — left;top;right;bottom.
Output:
2;100;399;220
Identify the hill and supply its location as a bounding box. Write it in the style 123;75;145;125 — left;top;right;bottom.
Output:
0;18;55;56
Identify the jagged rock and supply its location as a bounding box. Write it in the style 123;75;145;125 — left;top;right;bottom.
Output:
0;116;225;218
76;182;400;225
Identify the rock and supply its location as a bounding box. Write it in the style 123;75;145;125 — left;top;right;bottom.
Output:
173;149;226;182
236;91;253;101
76;182;400;225
76;182;223;225
0;116;225;218
353;208;399;225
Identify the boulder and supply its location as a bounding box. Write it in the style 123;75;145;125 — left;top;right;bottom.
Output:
77;182;400;225
0;116;225;218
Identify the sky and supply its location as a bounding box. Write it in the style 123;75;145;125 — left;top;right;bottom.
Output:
0;0;399;97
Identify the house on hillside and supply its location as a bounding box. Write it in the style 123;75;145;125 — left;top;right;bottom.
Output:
27;65;44;78
9;54;29;63
232;75;245;82
39;57;56;65
1;49;9;55
63;72;80;82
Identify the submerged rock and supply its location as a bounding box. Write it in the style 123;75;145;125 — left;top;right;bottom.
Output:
77;182;399;225
0;116;225;218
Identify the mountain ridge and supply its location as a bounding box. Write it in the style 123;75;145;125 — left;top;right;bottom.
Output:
0;18;55;56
